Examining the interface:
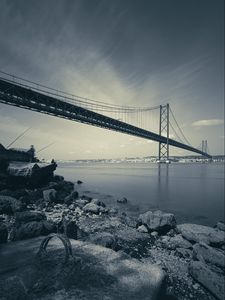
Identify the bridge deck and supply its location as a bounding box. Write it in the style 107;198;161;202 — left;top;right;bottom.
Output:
0;78;211;158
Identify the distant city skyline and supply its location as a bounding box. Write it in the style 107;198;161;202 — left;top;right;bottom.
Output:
0;0;224;159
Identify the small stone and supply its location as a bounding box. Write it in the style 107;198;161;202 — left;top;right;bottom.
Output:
150;231;158;237
137;225;148;233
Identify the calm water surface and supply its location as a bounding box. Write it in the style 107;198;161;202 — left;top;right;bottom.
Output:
57;162;224;226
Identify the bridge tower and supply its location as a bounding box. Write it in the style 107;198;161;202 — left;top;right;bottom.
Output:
158;104;170;162
201;140;208;153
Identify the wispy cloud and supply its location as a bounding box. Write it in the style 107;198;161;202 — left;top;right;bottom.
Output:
192;119;224;127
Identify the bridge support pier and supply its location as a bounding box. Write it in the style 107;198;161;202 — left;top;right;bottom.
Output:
158;104;170;163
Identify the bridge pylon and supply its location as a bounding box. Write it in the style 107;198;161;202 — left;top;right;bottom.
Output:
158;103;170;163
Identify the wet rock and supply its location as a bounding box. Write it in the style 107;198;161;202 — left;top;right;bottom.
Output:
0;195;23;214
117;197;128;204
83;202;100;214
89;232;116;249
0;188;28;199
43;188;57;202
189;261;225;300
177;223;225;247
137;225;148;233
0;222;8;243
138;210;176;233
216;221;225;232
161;234;193;250
77;180;83;184
193;242;225;269
15;211;46;223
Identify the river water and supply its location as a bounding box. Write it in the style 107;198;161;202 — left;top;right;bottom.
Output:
57;162;224;226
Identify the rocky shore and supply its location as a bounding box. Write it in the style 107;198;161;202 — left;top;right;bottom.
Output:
0;175;224;300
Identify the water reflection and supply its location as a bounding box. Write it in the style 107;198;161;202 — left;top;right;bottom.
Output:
157;164;169;202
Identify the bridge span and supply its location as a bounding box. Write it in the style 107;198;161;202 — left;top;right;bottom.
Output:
0;75;212;159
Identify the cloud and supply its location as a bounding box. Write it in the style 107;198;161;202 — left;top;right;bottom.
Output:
192;119;224;127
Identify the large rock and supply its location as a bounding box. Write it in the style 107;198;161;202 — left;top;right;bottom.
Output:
160;234;193;250
15;211;46;223
0;222;8;243
177;223;225;246
193;243;225;269
138;210;176;233
0;195;23;214
11;221;44;241
189;261;224;300
83;202;100;214
0;237;166;300
11;219;56;241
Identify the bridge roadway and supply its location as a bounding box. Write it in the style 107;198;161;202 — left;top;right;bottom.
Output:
0;78;212;158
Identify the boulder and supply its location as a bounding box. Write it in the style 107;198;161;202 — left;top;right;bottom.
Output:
117;197;128;204
0;222;8;243
138;210;176;233
83;203;100;214
177;223;225;246
11;221;44;241
161;234;193;250
189;261;224;300
0;237;166;300
193;243;225;269
43;189;57;202
77;180;83;184
15;211;46;223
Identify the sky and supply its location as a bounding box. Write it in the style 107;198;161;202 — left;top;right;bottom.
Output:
0;0;224;160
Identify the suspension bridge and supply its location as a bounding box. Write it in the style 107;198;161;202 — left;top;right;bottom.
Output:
0;71;212;160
